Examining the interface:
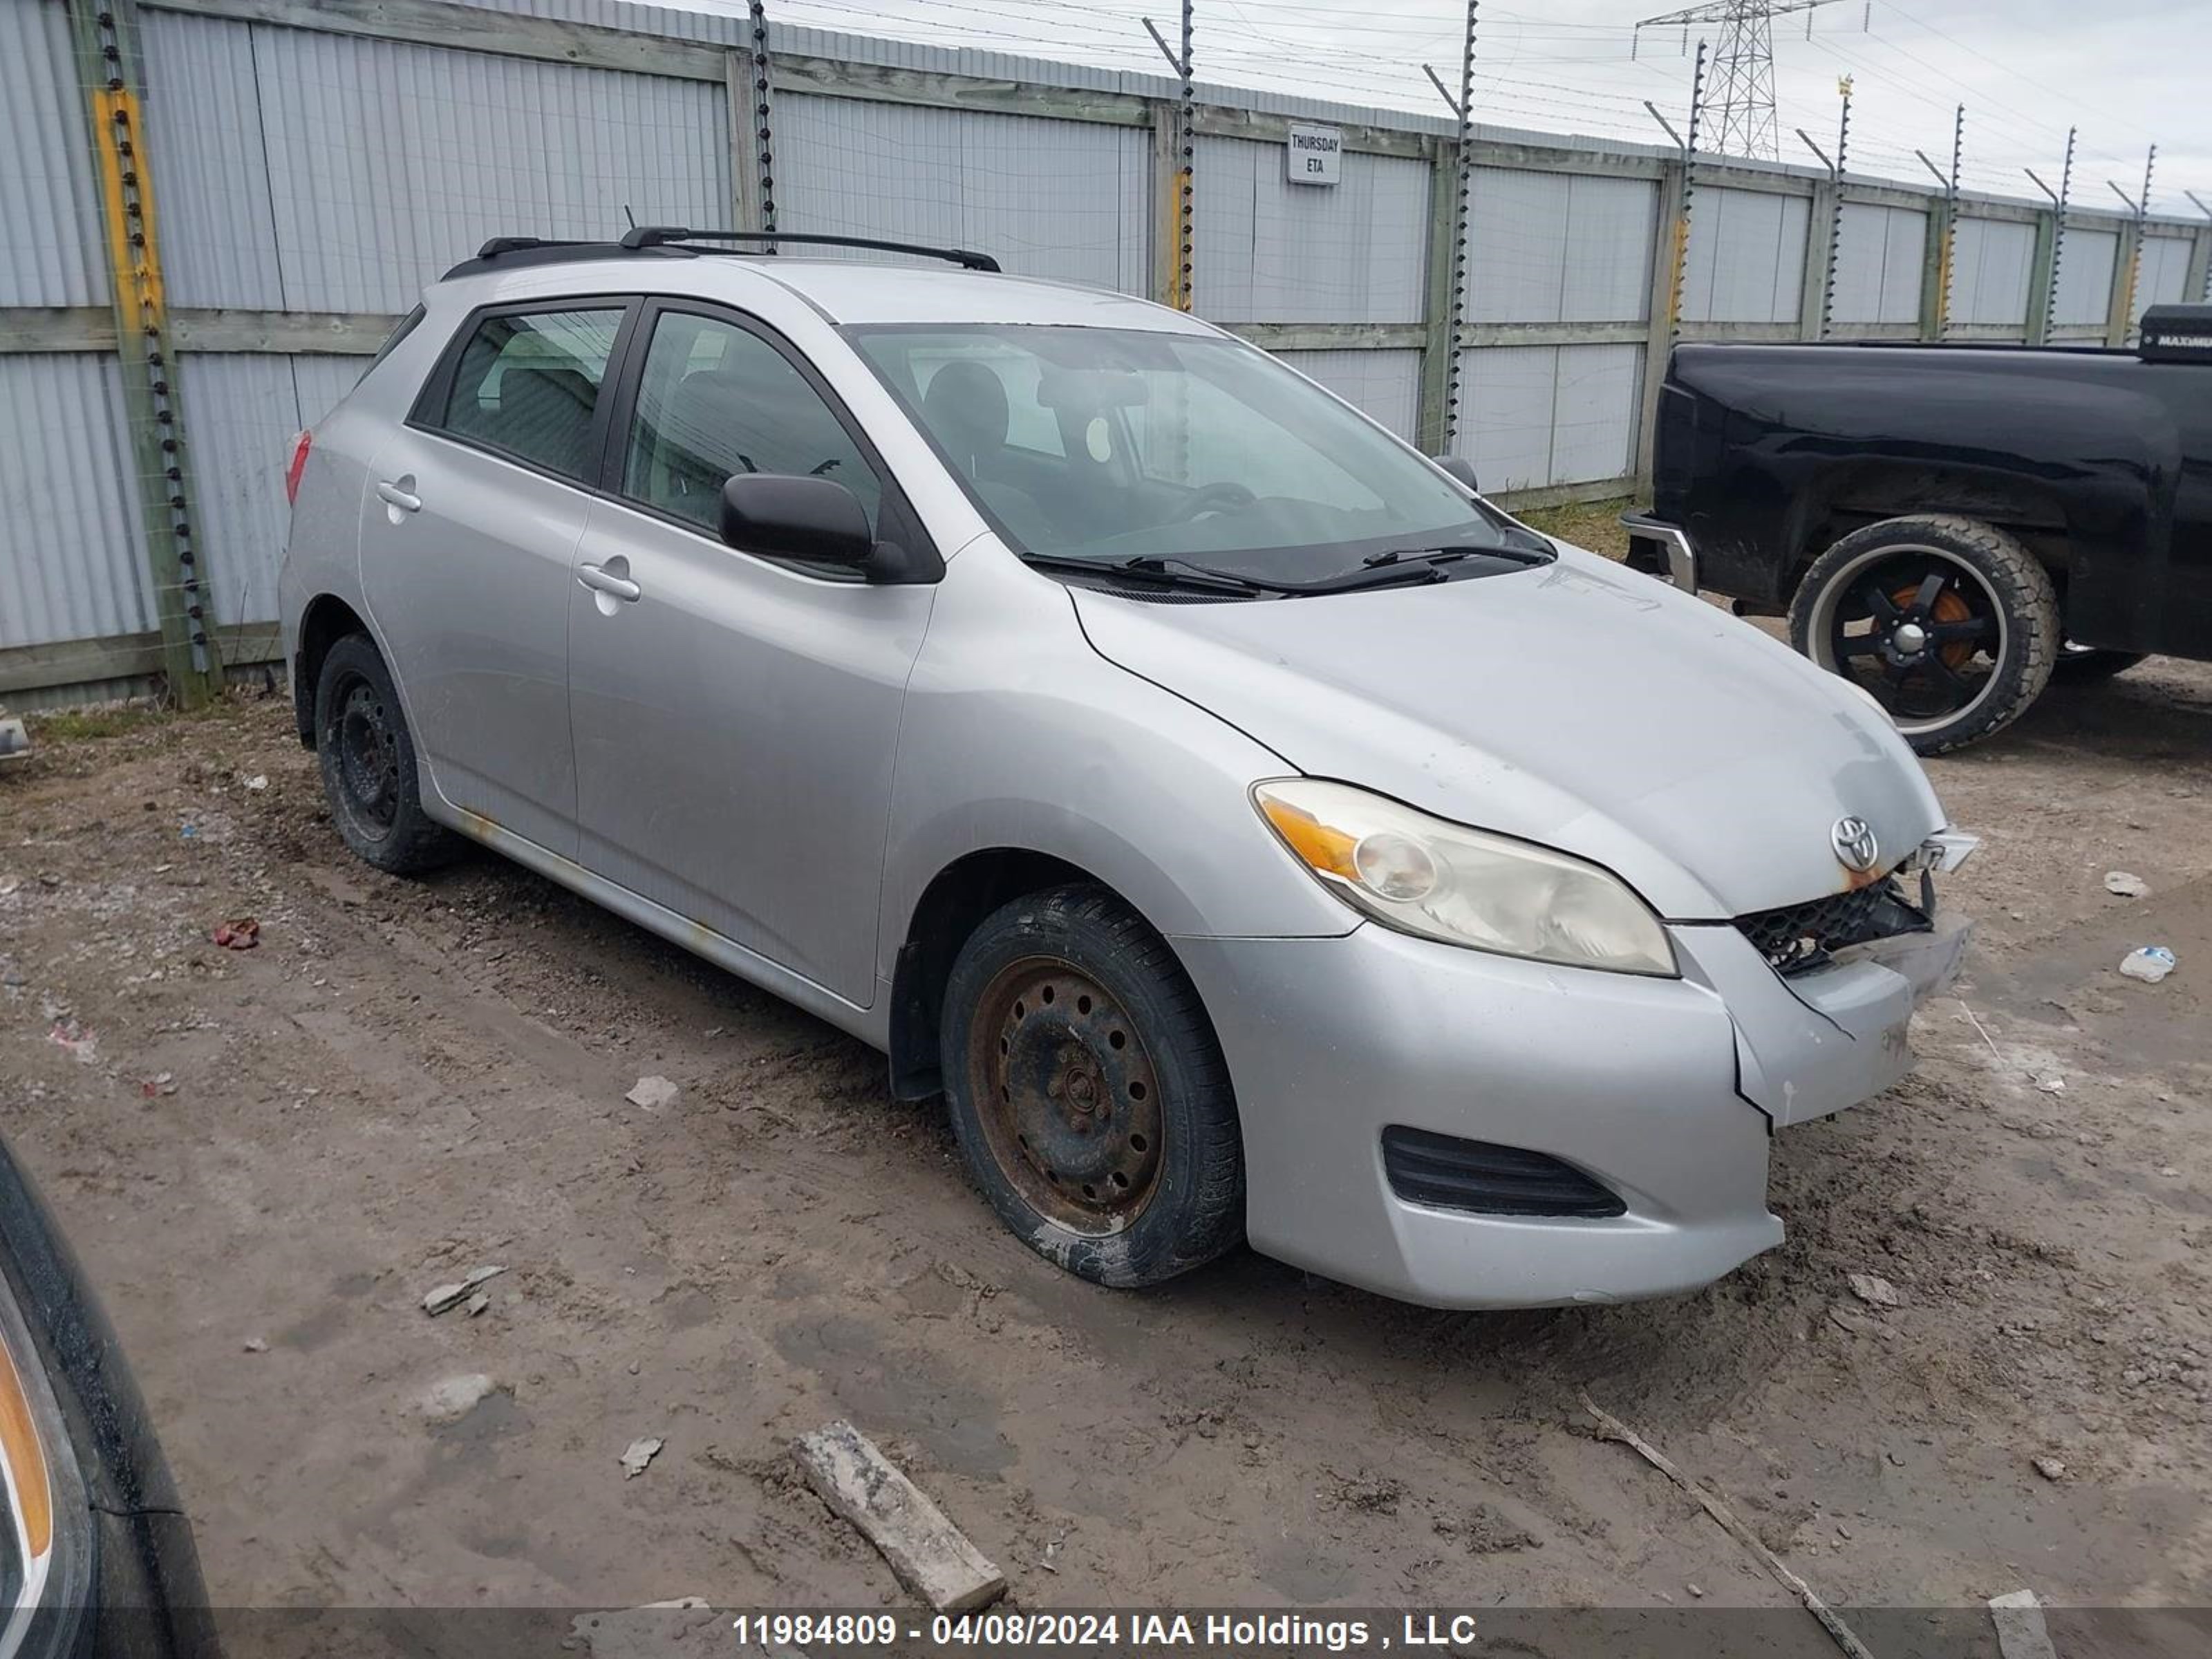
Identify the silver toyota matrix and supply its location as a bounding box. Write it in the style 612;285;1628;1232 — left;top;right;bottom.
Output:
279;227;1978;1309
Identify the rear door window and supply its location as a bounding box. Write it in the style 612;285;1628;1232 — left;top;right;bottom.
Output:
427;306;627;480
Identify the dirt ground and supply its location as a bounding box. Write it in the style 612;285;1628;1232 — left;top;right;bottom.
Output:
3;595;2210;1640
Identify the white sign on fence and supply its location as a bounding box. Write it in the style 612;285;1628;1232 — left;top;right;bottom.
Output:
1286;123;1343;187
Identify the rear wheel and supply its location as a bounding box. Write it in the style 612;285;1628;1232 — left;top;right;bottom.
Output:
314;633;459;874
940;884;1244;1288
1791;514;2059;755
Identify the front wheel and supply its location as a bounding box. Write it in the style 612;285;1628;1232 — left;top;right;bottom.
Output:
1790;514;2059;756
939;885;1244;1289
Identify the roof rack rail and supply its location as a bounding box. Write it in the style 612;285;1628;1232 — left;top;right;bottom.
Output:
619;225;1001;272
474;235;606;259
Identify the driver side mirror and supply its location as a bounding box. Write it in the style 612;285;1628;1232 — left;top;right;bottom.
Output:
718;474;939;583
1432;455;1481;496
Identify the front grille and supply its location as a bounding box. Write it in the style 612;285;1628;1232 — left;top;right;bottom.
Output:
1381;1125;1626;1219
1735;877;1928;976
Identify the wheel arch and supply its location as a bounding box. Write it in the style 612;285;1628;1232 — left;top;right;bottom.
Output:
292;592;371;747
886;848;1187;1104
1788;460;2077;597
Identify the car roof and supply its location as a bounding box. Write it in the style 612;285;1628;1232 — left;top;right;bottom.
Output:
438;250;1217;335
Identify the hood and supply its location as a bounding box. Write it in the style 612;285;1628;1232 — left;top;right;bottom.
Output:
1071;546;1946;919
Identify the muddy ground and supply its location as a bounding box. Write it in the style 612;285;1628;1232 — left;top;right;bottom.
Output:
2;630;2209;1642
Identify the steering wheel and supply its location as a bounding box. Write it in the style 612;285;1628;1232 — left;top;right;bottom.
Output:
1172;481;1257;521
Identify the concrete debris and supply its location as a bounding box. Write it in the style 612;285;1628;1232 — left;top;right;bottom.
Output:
2032;1456;2067;1481
243;1338;268;1354
422;1373;500;1423
626;1075;679;1112
1988;1588;2061;1659
2103;870;2148;897
422;1263;507;1316
1847;1273;1904;1309
621;1436;664;1479
794;1419;1007;1612
2034;1075;2066;1095
242;774;269;792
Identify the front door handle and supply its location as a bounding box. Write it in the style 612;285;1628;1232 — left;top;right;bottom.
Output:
577;561;641;603
375;478;422;513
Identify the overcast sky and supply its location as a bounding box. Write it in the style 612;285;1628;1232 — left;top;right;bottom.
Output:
703;0;2208;216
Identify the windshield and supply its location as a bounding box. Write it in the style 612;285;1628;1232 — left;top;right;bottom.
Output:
848;324;1515;581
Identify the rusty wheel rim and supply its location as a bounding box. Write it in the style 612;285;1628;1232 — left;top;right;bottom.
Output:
965;955;1164;1235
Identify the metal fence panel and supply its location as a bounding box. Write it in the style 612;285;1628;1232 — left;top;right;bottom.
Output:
1194;137;1427;324
247;24;727;312
1951;216;2035;328
1560;175;1658;324
2139;235;2195;307
1466;169;1568;324
178;354;303;630
1832;203;1927;325
1457;342;1642;491
1277;348;1421;440
140;10;286;309
2054;225;2120;327
1682;187;1809;324
777;95;1149;292
0;355;153;650
0;0;106;308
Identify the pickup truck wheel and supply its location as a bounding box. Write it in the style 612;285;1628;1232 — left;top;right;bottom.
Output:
1792;514;2059;755
2052;643;2148;683
940;884;1244;1289
314;633;460;874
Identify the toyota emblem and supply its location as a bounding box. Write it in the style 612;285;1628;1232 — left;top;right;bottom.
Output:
1830;816;1880;874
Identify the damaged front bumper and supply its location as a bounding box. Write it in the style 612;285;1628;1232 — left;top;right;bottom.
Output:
1174;874;1973;1310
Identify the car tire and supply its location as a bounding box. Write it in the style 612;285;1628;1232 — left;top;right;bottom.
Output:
1791;514;2059;756
939;883;1244;1289
314;632;460;875
2050;644;2148;683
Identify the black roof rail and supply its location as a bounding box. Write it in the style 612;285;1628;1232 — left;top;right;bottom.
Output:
474;235;606;259
619;225;1001;272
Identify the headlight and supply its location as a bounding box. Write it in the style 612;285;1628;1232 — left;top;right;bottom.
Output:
1253;779;1678;977
0;1276;88;1659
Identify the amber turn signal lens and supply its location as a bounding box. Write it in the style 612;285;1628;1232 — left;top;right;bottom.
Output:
1258;795;1359;881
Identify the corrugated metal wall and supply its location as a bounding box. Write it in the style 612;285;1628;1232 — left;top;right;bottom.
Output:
1277;348;1421;440
1952;217;2036;330
1456;344;1643;493
2053;226;2121;327
1832;203;1927;325
1465;169;1656;324
2139;235;2195;307
1;0;105;307
141;10;728;315
1192;138;1428;323
3;0;2202;700
778;96;1149;293
1683;187;1810;324
0;356;154;651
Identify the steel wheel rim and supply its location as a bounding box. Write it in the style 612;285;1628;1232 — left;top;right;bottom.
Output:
335;676;400;834
1808;545;2008;734
964;955;1165;1236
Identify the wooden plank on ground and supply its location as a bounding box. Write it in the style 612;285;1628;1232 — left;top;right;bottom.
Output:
792;1421;1006;1612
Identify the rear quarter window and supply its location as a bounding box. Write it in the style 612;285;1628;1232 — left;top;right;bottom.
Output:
418;305;628;482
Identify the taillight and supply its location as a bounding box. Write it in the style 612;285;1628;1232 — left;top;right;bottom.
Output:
285;428;312;506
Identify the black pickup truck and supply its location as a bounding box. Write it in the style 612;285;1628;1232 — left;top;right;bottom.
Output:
1624;303;2212;752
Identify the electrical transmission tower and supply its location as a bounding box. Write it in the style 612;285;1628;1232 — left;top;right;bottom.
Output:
1635;1;1838;160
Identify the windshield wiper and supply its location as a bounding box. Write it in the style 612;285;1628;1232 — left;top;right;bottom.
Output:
1021;551;1463;598
1361;542;1551;571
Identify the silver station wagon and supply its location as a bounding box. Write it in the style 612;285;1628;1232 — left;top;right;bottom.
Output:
279;227;1977;1309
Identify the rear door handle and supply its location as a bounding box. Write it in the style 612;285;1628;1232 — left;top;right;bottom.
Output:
375;479;422;513
577;561;641;603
